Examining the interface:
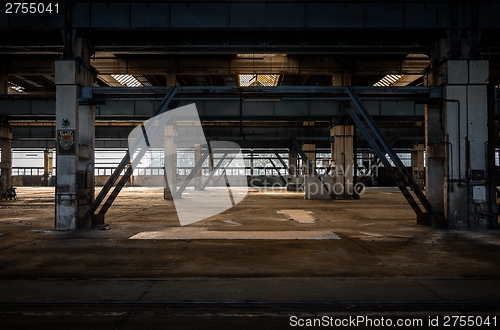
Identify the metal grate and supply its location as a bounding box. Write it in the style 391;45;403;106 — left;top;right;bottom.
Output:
134;75;153;86
239;74;279;87
111;74;143;87
373;74;402;87
8;82;24;93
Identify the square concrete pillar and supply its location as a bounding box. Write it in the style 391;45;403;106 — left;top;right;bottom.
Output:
55;39;96;230
0;78;10;196
289;152;298;177
425;103;446;219
428;59;491;229
164;125;177;200
55;59;95;230
411;144;425;191
43;148;54;186
207;148;215;187
0;117;12;196
194;144;202;191
301;144;315;175
331;125;355;199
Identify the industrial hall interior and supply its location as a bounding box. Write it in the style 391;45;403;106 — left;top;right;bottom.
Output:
1;1;500;329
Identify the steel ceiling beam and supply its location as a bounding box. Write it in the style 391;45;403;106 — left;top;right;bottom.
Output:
0;86;440;121
2;2;498;30
85;85;440;97
0;56;430;76
1;2;499;56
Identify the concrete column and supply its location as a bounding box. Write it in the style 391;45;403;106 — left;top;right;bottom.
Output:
194;144;202;191
425;52;446;220
207;148;214;187
250;151;254;176
331;124;355;199
0;117;12;196
0;77;11;196
289;152;298;177
164;125;177;200
331;69;354;199
209;150;214;174
301;144;316;175
411;144;425;191
43;148;53;186
55;38;96;230
425;103;446;217
429;60;490;229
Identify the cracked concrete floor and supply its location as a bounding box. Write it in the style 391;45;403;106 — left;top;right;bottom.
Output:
1;186;499;279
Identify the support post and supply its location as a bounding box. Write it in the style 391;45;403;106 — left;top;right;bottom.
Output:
289;152;298;177
425;37;492;229
330;67;354;199
0;117;12;197
425;103;446;217
206;146;215;187
250;151;254;176
0;76;11;196
412;144;425;191
331;123;355;199
43;149;54;187
194;144;202;191
164;125;177;200
55;38;96;230
301;144;316;175
441;60;490;229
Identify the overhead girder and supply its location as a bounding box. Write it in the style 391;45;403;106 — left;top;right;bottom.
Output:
0;55;430;76
0;31;435;55
2;2;499;31
0;86;438;120
0;98;427;122
1;2;499;55
10;124;425;151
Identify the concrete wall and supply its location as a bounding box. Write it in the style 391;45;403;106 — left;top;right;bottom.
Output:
11;176;54;186
92;175;288;187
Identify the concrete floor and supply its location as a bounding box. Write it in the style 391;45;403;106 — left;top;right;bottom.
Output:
1;187;499;329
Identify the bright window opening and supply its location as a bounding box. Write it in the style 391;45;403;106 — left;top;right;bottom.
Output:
8;82;24;93
239;74;279;87
111;74;143;87
373;74;402;87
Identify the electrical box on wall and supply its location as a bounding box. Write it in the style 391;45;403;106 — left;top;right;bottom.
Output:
472;186;487;203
